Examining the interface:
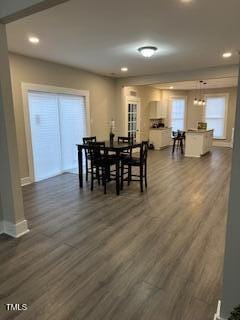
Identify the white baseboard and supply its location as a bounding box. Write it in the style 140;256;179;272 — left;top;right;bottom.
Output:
0;220;29;238
21;177;32;186
213;140;232;148
214;300;227;320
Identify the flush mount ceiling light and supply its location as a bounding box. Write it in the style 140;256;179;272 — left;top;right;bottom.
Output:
181;0;192;3
222;52;232;58
169;86;174;89
121;67;128;72
28;36;40;44
138;46;158;58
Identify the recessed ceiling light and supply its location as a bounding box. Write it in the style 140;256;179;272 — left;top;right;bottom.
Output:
28;36;40;44
222;52;232;58
169;86;174;89
138;46;158;58
121;67;128;72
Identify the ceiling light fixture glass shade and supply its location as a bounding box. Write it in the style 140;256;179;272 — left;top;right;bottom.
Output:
138;46;158;58
29;36;40;44
194;98;198;105
222;52;232;58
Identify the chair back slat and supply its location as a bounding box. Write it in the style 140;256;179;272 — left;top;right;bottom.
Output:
83;136;97;144
83;136;97;156
118;136;131;143
88;142;105;164
118;136;132;154
140;141;148;163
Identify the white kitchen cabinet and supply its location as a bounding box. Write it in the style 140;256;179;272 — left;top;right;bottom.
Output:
149;101;167;119
149;128;172;150
185;130;213;157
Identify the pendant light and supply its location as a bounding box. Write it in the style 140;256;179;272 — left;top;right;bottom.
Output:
194;81;198;105
202;82;207;106
198;81;203;106
194;80;206;106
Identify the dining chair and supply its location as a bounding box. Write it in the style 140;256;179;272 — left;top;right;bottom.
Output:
117;136;132;158
82;136;97;181
88;142;116;194
121;141;148;192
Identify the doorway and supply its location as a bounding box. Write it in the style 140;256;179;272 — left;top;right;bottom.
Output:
125;97;141;142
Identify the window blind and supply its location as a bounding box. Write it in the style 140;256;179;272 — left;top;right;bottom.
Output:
171;98;186;131
205;96;227;139
59;94;87;172
28;92;62;181
28;91;88;181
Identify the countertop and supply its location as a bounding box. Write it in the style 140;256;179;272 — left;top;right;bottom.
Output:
186;129;214;134
150;127;172;130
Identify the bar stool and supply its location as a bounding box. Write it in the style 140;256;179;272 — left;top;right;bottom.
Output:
172;131;185;155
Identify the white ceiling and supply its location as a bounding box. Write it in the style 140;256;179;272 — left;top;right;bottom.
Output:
6;0;240;78
152;77;238;90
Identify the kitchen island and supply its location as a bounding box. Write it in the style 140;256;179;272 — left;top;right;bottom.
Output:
149;127;172;150
185;129;214;157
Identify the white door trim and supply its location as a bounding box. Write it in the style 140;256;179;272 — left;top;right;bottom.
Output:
125;96;141;142
22;82;91;183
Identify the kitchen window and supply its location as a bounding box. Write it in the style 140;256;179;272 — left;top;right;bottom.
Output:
171;97;186;132
204;94;228;139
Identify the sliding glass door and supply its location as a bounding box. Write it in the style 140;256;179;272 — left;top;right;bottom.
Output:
28;91;87;181
59;94;87;172
28;92;61;181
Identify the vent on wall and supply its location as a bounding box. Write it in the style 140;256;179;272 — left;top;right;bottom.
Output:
130;91;137;97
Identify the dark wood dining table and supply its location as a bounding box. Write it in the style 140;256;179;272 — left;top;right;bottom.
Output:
77;141;141;195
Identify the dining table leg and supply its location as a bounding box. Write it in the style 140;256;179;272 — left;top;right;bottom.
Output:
78;146;83;188
116;150;120;195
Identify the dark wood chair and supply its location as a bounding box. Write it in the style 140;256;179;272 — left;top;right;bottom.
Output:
172;131;185;155
118;136;132;159
88;142;116;194
83;136;96;181
121;141;148;192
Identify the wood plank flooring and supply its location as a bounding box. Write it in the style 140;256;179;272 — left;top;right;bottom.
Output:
0;147;232;320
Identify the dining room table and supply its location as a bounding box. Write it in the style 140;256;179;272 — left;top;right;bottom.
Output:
77;140;141;195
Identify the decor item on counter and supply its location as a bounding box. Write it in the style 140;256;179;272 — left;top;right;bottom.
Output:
194;80;207;106
228;304;240;320
197;122;207;130
109;119;115;145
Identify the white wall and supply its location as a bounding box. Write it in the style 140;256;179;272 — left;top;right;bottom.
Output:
187;87;237;142
9;53;116;179
116;85;237;144
115;85;161;140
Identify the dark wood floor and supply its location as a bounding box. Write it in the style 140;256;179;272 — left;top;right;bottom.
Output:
0;147;232;320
